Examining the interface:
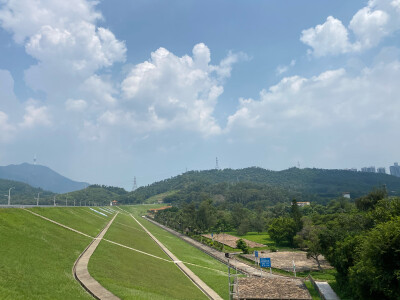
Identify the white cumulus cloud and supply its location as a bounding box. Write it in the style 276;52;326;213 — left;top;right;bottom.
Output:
118;43;240;136
0;0;126;95
19;100;52;128
301;0;400;56
65;99;87;112
0;111;17;143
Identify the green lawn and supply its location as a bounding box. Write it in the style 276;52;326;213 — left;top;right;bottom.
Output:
227;231;295;250
122;205;233;300
89;211;208;300
0;208;93;299
27;207;112;237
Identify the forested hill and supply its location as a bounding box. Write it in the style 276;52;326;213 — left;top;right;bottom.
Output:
0;178;55;205
118;167;400;206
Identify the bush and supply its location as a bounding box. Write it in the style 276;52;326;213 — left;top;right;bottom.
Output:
236;239;249;254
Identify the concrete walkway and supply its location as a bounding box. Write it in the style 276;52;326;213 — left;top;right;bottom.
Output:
131;214;223;300
144;217;285;278
315;281;340;300
73;213;119;300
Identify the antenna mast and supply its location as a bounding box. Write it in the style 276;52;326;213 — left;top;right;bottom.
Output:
215;157;219;170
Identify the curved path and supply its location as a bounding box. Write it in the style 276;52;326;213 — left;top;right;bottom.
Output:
130;214;223;300
73;213;119;300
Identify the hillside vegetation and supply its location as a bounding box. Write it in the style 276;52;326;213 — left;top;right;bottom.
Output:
118;167;400;206
0;178;55;205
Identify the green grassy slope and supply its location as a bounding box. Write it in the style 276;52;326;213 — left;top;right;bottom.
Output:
89;210;207;300
27;207;113;236
0;208;92;299
123;205;231;299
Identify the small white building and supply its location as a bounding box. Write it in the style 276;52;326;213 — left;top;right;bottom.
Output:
342;192;351;199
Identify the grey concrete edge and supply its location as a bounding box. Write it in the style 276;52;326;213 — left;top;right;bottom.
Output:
72;213;119;300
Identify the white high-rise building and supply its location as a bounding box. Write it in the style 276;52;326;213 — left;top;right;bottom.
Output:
390;162;400;177
377;167;386;174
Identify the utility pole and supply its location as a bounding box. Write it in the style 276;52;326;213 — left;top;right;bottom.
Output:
7;187;15;206
53;195;56;206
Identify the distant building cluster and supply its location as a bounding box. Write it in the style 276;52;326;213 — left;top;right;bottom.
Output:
361;166;376;173
390;162;400;177
354;162;400;177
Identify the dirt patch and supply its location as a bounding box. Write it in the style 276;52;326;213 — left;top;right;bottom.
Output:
243;251;332;272
236;277;311;300
202;233;265;248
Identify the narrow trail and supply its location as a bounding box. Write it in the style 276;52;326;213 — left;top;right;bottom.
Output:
73;213;120;300
130;213;224;300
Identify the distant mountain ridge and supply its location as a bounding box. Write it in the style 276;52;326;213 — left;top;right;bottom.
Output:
0;163;89;193
118;167;400;205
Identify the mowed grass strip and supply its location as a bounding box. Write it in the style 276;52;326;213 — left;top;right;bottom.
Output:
122;205;230;300
28;207;112;237
0;208;93;300
89;212;208;300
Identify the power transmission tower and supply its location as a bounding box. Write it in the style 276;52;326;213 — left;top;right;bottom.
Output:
215;157;219;170
132;177;137;191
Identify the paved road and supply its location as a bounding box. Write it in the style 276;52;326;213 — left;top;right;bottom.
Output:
131;214;223;300
74;213;119;300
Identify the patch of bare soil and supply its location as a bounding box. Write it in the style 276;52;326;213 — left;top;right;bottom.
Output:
243;251;332;272
235;277;311;300
202;233;265;248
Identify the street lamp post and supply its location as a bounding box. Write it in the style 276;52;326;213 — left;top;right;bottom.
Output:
8;187;15;206
35;192;41;206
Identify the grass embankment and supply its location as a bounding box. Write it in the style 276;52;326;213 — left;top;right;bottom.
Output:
0;208;93;299
89;210;208;300
123;205;233;300
144;191;177;204
27;207;113;236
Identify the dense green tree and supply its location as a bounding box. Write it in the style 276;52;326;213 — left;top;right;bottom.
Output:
349;217;400;300
291;199;303;232
268;217;297;245
355;187;387;211
294;218;324;269
252;211;266;234
236;239;249;254
196;199;217;232
237;218;250;236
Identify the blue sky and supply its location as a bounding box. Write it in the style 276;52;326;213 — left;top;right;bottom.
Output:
1;0;400;189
